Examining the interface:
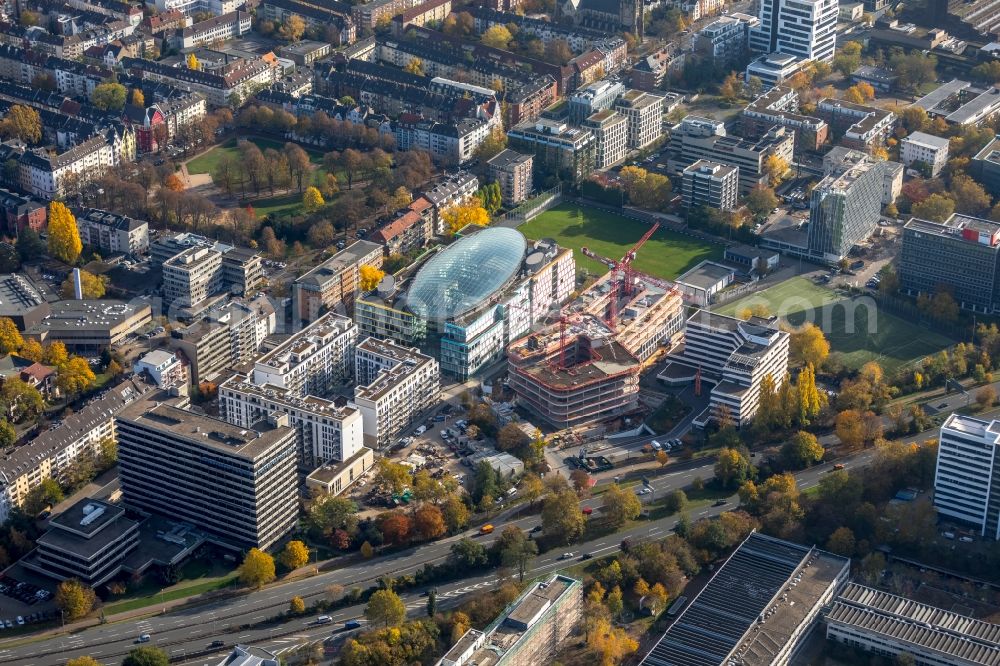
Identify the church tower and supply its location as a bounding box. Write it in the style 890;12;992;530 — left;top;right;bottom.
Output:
620;0;643;39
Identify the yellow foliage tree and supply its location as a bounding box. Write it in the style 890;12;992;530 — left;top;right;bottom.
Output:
48;202;82;264
442;202;489;234
288;596;306;614
44;341;68;366
61;270;107;299
763;155;789;187
131;89;145;107
788;322;830;369
359;264;385;291
302;186;325;213
55;579;96;621
481;25;513;49
18;338;42;362
67;658;102;666
0;317;23;354
187;52;199;70
404;57;425;76
280;540;310;570
56;356;96;396
588;617;639;666
238;547;276;588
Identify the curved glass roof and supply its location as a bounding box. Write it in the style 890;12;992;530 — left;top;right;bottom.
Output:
405;227;527;321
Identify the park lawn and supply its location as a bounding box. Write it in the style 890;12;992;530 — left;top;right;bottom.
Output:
187;137;324;175
715;277;956;372
519;204;723;280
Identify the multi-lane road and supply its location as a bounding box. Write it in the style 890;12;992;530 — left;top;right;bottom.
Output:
0;437;891;666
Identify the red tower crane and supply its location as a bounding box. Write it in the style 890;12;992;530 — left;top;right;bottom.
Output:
607;222;660;328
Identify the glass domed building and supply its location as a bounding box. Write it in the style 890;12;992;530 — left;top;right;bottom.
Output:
355;226;576;379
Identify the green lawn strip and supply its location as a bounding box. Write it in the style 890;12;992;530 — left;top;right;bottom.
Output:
519;203;723;280
103;574;238;615
715;277;955;372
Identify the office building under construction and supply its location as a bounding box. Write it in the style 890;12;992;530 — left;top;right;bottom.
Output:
507;271;683;429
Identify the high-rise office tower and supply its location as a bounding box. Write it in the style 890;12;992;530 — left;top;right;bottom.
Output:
750;0;839;63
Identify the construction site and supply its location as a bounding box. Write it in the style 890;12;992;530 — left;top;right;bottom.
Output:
506;224;685;430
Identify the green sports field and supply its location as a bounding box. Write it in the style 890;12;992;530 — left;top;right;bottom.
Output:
715;277;955;372
519;204;723;280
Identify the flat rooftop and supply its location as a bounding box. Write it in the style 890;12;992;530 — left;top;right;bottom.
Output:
26;299;149;333
676;261;735;290
117;402;291;460
306;446;373;484
904;131;951;149
223;374;359;420
355;338;436;402
0;274;46;316
641;532;848;666
294;240;382;288
913;78;970;111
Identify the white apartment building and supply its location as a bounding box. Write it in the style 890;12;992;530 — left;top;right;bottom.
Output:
934;413;1000;539
901;131;950;177
133;349;186;388
582;109;628;169
253;313;357;397
151;0;243;17
614;89;665;150
219;374;364;471
354;338;439;449
162;246;224;309
76;208;150;256
749;0;838;63
19;138;115;199
177;10;251;49
681;160;739;211
660;311;789;427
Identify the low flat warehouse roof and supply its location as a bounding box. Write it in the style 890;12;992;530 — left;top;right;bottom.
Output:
640;532;848;666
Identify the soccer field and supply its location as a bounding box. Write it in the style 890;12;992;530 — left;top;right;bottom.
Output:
716;277;955;372
519;204;723;280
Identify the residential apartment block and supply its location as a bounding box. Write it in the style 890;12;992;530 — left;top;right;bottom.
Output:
614;89;664;150
567;79;626;125
133;349;186;389
169;295;276;384
370;197;434;256
666;116;794;194
219;374;365;472
816;98;896;152
901;130;950;176
121;56;274;107
488;150;534;206
292;240;384;323
175;10;251;49
582;110;628;169
117;402;299;550
421;172;480;235
75;208;149;256
152;233;263;311
0;377;152;524
742;86;828;151
354;338;439;449
681;160;739;211
508;118;595;184
0;188;45;235
696;14;756;63
253;313;358;397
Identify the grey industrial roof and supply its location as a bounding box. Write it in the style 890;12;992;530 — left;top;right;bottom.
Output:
641;532;843;666
676;261;734;290
827;583;1000;665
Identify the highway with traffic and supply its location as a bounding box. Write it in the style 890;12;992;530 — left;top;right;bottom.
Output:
0;439;889;666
